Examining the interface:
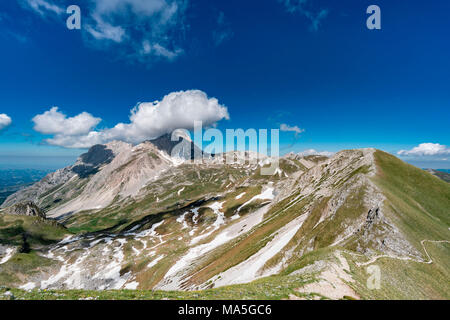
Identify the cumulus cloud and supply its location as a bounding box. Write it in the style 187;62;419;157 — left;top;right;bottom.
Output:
32;90;229;149
0;114;12;131
297;149;334;157
32;107;101;136
22;0;188;62
280;123;305;135
398;143;450;156
278;0;328;31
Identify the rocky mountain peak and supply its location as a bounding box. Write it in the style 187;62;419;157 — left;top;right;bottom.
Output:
148;132;205;160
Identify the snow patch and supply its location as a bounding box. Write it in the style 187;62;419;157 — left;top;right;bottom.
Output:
20;282;36;291
0;248;14;265
190;202;225;245
157;204;270;291
147;255;164;269
176;212;189;229
124;281;139;289
209;214;307;287
235;192;246;200
237;185;274;212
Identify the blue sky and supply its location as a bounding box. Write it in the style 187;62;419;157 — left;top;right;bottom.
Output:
0;0;449;169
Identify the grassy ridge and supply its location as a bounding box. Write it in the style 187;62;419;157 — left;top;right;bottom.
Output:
345;241;450;299
0;251;55;285
373;151;450;249
0;214;69;247
0;215;68;286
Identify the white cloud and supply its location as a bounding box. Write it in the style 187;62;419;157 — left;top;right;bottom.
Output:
23;0;64;16
398;143;450;156
22;0;187;62
44;131;105;149
140;40;183;60
280;123;305;134
32;107;101;136
297;149;334;157
278;0;328;31
33;90;229;149
85;17;126;43
85;0;187;61
0;114;12;131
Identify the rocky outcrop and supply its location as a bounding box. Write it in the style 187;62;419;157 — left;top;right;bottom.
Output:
2;201;46;218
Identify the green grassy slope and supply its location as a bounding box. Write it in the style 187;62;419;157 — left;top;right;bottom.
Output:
372;151;450;250
0;214;70;248
0;215;69;287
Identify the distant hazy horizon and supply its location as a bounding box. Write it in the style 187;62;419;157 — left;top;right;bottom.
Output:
0;153;449;171
0;155;78;170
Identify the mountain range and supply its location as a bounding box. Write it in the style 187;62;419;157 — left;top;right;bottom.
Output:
0;135;449;300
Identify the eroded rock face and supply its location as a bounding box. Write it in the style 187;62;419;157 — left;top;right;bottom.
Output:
3;201;46;218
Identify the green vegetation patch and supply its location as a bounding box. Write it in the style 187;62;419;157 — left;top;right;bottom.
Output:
0;251;55;286
0;214;70;247
372;151;450;249
1;273;315;300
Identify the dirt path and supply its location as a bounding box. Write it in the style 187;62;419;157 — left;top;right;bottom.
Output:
293;240;449;300
349;240;450;267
